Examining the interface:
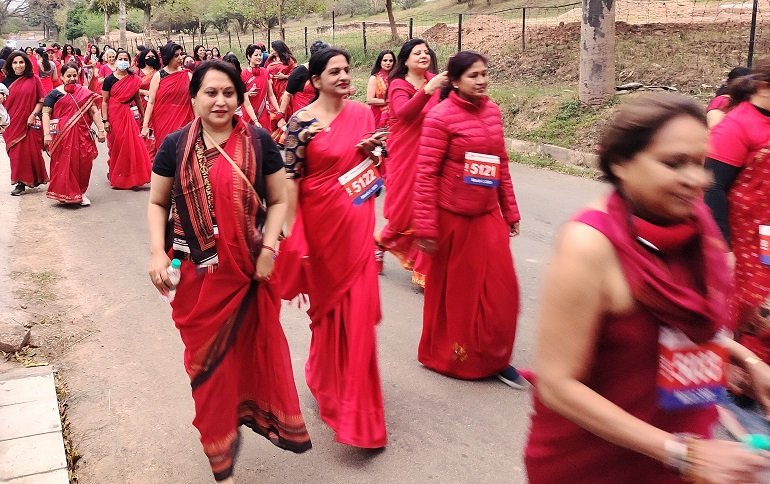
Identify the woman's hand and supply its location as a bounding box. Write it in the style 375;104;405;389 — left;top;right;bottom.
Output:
148;252;172;295
425;71;449;95
510;221;521;237
27;113;37;127
746;359;770;418
687;439;770;483
277;117;287;129
141;126;150;138
103;120;111;133
43;135;52;151
247;86;258;97
97;130;106;143
254;250;274;282
355;131;387;154
275;72;288;80
417;238;438;254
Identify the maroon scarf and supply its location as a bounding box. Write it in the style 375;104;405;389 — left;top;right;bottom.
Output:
604;191;732;343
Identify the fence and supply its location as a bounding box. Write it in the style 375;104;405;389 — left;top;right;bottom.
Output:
99;0;770;92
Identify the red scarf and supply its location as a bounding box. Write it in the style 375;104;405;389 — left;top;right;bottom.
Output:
604;191;731;343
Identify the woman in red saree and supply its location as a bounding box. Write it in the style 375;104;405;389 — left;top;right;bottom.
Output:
281;48;387;448
2;51;48;196
147;61;310;483
526;94;770;483
42;64;106;206
376;39;447;287
265;40;296;115
137;48;159;158
141;42;194;149
414;52;525;387
102;51;151;189
241;44;280;130
84;44;101;94
366;50;394;128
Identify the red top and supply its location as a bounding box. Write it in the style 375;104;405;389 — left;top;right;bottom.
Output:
413;92;520;239
708;101;770;167
706;94;731;112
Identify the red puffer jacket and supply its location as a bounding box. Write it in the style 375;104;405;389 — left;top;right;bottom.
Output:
414;92;520;239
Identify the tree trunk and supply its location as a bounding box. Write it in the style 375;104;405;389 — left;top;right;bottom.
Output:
578;0;615;105
143;4;152;34
103;9;110;37
119;0;127;49
386;0;399;42
278;0;285;40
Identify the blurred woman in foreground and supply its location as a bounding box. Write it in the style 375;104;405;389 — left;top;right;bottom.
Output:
526;93;770;483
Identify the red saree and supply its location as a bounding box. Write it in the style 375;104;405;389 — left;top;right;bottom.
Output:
279;101;386;448
139;71;157;158
287;80;315;121
240;67;271;130
106;75;151;188
371;72;389;128
152;70;194;148
377;76;439;287
46;86;99;203
4;76;47;187
266;60;295;102
168;118;311;481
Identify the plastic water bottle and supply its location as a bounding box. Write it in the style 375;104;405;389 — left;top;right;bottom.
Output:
165;259;182;303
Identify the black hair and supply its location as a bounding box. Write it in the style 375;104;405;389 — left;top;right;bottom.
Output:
389;38;430;81
221;52;242;73
74;48;82;56
309;40;330;56
63;44;75;57
371;49;395;75
137;48;159;69
193;44;205;62
0;47;12;61
440;50;487;100
598;93;706;185
160;42;182;66
116;50;132;61
211;47;221;58
60;62;79;76
715;66;751;96
34;47;51;72
270;40;295;65
190;60;245;106
308;48;350;102
246;44;259;60
4;51;34;78
89;44;100;57
136;44;147;53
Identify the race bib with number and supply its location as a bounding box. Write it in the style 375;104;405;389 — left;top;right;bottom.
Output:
130;105;141;121
463;152;501;187
49;118;59;136
338;158;383;206
657;326;727;411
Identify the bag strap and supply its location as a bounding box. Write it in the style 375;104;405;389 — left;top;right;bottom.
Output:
202;129;265;209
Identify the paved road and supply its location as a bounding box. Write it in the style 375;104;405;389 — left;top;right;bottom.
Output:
6;143;606;483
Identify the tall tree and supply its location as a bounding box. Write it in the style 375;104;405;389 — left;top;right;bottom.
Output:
385;0;398;42
118;0;126;48
1;0;30;33
578;0;615;105
90;0;118;36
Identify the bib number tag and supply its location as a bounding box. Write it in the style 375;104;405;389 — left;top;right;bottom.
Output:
130;105;141;121
657;327;727;411
464;152;500;187
49;118;59;136
338;158;383;206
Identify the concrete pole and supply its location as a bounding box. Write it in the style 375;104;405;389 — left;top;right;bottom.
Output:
579;0;615;105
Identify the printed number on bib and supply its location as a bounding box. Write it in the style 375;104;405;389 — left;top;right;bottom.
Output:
657;326;727;411
49;118;59;136
338;158;383;206
464;152;501;187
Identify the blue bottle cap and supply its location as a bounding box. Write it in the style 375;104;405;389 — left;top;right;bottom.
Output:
743;434;770;451
171;259;182;269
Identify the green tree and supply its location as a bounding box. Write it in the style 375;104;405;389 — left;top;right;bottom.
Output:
64;0;88;40
90;0;118;36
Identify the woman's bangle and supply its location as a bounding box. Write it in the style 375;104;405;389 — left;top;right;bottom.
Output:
262;244;277;256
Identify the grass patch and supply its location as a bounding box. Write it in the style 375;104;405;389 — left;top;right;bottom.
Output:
523;98;607;148
509;151;599;179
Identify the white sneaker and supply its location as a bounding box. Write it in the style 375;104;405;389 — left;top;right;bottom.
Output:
496;365;531;390
80;195;91;207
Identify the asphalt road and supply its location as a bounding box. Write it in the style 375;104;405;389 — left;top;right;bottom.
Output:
5;142;607;483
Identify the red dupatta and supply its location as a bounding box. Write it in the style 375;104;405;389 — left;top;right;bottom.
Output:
106;75;151;188
152;70;194;147
240;67;270;129
46;86;99;202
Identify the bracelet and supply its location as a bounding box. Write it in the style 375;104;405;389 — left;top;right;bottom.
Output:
262;244;277;256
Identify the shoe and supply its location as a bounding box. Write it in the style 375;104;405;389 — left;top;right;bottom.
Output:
496;365;531;390
10;183;25;196
79;194;91;206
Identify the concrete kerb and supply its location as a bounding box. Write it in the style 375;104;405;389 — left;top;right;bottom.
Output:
506;137;599;171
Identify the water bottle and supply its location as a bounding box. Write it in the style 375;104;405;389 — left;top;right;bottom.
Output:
165;259;182;303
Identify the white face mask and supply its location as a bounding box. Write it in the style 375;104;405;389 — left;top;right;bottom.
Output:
116;60;130;71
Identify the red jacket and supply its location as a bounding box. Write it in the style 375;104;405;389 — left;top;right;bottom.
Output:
414;92;520;239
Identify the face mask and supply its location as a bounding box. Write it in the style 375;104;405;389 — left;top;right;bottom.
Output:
64;83;76;94
116;60;130;71
145;57;159;69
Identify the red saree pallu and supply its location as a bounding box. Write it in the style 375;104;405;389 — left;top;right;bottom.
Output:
287;80;315;121
170;119;310;481
106;75;151;189
377;77;439;280
241;68;271;130
139;72;157;158
46;87;99;203
4;76;47;187
282;101;386;448
266;60;294;102
729;143;770;330
418;208;518;378
152;70;194;148
371;72;389;128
